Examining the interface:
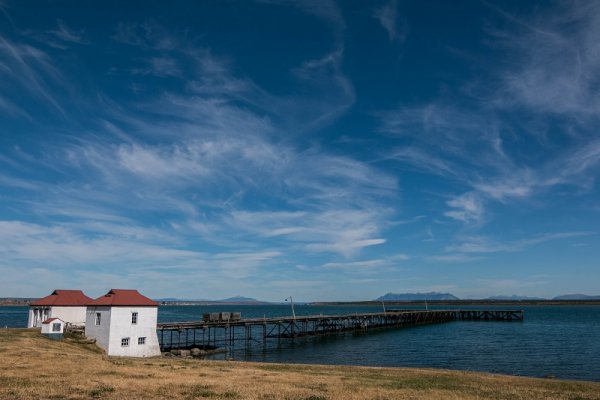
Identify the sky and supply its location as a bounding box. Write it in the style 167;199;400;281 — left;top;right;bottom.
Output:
0;1;599;301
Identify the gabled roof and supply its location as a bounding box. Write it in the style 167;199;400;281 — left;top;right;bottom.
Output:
42;317;64;324
87;289;158;307
30;290;92;307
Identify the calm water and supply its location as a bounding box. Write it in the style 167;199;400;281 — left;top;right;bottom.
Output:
2;304;599;381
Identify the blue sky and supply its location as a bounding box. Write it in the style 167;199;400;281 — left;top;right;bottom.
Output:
0;1;599;301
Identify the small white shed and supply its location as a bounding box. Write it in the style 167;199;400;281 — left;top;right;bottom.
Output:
41;317;65;339
85;289;161;357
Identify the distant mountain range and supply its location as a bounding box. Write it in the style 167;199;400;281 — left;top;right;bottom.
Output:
487;294;600;300
485;295;546;301
220;296;258;302
154;297;210;302
373;292;600;302
552;294;600;300
376;292;460;301
154;296;268;304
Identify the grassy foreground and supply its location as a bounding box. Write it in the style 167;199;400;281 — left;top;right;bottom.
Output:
1;329;599;400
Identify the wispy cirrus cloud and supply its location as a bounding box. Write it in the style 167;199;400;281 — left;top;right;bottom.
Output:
0;20;394;266
446;231;594;254
444;193;485;225
0;35;65;115
0;219;286;297
23;20;89;50
377;2;600;226
486;2;600;117
49;20;89;45
112;23;355;135
428;254;483;263
374;0;408;44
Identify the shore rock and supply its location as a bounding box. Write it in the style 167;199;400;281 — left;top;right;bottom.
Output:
179;349;190;357
190;348;204;357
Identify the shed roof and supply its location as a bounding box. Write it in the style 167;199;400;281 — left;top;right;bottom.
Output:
87;289;158;307
30;290;92;307
42;317;64;324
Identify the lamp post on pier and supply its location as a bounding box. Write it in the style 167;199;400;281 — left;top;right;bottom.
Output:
285;296;296;322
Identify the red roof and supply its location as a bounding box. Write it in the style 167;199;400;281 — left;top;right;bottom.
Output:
87;289;158;307
42;317;63;324
30;290;92;307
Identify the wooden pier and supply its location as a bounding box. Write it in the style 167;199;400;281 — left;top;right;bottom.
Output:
156;309;523;352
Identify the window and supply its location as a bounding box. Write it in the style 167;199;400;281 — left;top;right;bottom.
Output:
138;337;146;345
121;337;130;347
95;313;101;325
131;312;138;324
52;323;61;332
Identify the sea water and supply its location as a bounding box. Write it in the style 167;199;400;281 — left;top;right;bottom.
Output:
2;304;599;381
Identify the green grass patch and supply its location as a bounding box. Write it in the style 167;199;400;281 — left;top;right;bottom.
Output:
0;375;33;388
181;384;240;399
89;384;115;398
183;384;219;398
377;375;464;391
301;396;327;400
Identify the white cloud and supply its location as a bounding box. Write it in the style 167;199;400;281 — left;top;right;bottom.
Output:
322;259;386;269
487;2;600;117
0;23;396;263
388;147;457;177
446;231;594;254
227;209;392;258
0;35;65;115
375;2;600;228
51;20;89;45
374;0;408;44
444;192;485;224
428;254;483;263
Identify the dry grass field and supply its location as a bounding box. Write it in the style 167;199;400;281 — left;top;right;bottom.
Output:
1;329;599;400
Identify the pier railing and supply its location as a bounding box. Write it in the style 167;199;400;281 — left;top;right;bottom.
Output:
156;309;523;352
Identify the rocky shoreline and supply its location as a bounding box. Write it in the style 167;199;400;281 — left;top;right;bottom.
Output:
163;347;228;358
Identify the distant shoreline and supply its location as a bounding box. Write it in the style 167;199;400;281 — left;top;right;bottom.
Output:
3;298;600;306
308;300;600;306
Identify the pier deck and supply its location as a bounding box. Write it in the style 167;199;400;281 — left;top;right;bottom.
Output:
156;309;523;352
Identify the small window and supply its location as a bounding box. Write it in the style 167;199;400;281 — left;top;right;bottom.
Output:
52;323;61;332
95;313;101;325
121;337;130;347
131;312;138;325
138;337;146;345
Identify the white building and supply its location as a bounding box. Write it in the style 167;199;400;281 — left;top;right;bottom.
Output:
84;289;161;357
28;290;92;328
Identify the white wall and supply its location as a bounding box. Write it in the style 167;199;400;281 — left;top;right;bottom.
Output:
106;307;161;357
85;306;112;353
28;307;50;328
85;306;161;357
50;306;87;326
28;306;87;328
